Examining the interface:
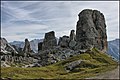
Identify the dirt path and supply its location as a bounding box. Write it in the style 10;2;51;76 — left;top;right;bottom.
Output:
87;66;119;79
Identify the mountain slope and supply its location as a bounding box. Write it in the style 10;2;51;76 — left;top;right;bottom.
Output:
107;39;119;61
1;48;118;79
0;38;18;54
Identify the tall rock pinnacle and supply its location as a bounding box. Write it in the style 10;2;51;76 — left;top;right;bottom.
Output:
70;30;76;41
42;31;57;50
76;9;107;51
23;39;32;55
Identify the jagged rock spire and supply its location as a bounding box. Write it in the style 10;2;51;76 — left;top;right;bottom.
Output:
70;30;76;41
23;38;31;55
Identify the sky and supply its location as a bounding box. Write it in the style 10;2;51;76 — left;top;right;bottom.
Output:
1;1;119;42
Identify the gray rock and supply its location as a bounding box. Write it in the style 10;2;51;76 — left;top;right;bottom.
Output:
42;31;57;50
65;60;82;71
38;46;79;66
11;57;14;63
24;63;41;68
58;36;70;48
23;39;32;56
38;42;43;51
69;40;77;49
0;38;18;54
70;30;76;41
12;45;23;54
76;9;107;51
1;61;10;67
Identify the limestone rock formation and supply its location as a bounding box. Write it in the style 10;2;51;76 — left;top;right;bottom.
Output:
76;9;107;51
69;40;77;49
38;46;80;66
0;37;18;54
58;36;70;48
38;42;43;51
42;31;57;50
70;30;76;41
69;30;77;49
65;60;82;71
12;45;23;54
23;39;32;56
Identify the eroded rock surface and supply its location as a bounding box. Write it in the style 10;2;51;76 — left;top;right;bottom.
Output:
23;39;33;56
0;38;18;54
58;36;70;48
42;31;57;50
76;9;107;51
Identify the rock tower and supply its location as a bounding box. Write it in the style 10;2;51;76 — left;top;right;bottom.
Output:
76;9;107;51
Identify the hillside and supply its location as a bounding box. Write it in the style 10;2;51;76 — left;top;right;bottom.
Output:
1;48;118;79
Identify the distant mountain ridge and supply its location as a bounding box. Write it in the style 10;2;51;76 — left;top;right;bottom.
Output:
10;39;43;53
107;39;120;61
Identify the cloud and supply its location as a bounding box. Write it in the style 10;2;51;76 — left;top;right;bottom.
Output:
1;24;49;41
1;1;119;42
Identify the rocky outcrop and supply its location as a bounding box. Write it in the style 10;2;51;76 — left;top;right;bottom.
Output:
42;31;57;50
58;36;70;48
38;46;80;66
65;60;82;71
12;45;23;54
1;61;10;67
1;54;37;67
69;30;77;49
38;42;43;51
70;30;76;41
0;38;18;54
76;9;107;51
23;39;32;56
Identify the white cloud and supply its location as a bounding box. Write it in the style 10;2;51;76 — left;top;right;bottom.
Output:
1;24;49;42
1;1;119;42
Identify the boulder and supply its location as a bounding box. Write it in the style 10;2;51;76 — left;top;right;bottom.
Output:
58;36;70;48
65;60;82;71
69;40;77;49
25;63;41;68
42;31;57;50
76;9;107;51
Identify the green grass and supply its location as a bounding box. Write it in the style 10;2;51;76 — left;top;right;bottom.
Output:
1;48;118;79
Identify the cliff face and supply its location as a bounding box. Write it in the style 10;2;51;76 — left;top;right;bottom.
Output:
76;9;107;51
